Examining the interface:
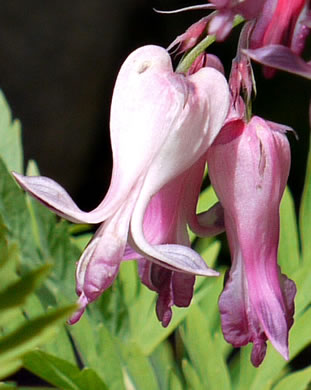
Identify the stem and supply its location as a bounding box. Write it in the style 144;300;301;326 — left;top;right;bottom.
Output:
176;35;216;74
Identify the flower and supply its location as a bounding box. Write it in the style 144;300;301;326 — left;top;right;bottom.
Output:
207;0;264;41
13;44;230;323
124;154;225;327
206;116;296;366
247;0;310;77
163;1;264;46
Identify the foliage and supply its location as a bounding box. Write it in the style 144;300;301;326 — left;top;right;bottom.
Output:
0;74;310;388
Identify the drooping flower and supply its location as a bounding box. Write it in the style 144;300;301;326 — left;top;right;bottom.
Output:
161;1;264;51
207;0;264;41
13;45;230;323
167;16;210;54
247;0;310;77
206;116;296;366
124;154;225;327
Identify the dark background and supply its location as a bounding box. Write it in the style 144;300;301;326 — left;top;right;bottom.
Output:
0;0;309;213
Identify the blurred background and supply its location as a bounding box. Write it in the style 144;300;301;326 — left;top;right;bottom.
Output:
0;0;309;212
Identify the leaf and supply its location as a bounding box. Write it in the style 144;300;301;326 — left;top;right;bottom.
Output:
180;304;231;390
0;304;76;377
0;264;52;327
273;366;311;390
43;325;77;365
0;90;23;173
0;358;23;382
167;369;183;390
0;382;17;389
182;359;202;390
278;186;300;274
299;135;311;264
248;306;311;390
119;342;159;390
24;351;108;390
25;160;57;260
0;158;39;269
69;319;125;390
93;323;126;390
149;340;176;390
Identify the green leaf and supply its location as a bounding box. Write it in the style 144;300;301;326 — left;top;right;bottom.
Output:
235;345;257;390
0;358;23;382
93;323;126;390
149;341;176;390
24;351;108;390
0;384;17;390
278;186;300;274
167;369;183;390
0;90;23;173
0;264;52;327
0;305;76;374
119;342;159;390
299;135;311;264
25;160;57;260
180;304;231;390
70;319;125;390
182;359;202;390
0;158;39;269
273;366;311;390
196;185;218;214
43;325;77;365
248;306;311;390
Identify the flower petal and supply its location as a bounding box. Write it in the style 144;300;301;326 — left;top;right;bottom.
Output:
12;172;110;223
245;44;311;79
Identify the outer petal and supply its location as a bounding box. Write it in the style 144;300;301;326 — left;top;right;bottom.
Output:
130;66;229;273
14;46;220;224
245;44;311;79
69;186;140;323
12;173;107;223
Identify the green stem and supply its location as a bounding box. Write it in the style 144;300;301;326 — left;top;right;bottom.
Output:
176;14;245;74
176;35;216;74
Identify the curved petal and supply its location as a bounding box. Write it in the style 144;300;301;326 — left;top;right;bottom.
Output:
69;189;139;323
12;172;112;223
245;45;311;79
191;202;225;236
129;67;229;274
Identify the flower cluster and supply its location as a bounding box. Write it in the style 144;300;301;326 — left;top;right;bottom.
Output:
13;0;310;367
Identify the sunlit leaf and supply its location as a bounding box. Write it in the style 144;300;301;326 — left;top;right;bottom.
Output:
180;304;231;390
0;305;76;371
0;264;52;327
24;351;108;390
299;136;311;264
0;90;23;173
273;366;311;390
279;186;300;274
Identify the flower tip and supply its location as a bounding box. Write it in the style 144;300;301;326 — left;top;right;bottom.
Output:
251;340;267;367
67;293;88;325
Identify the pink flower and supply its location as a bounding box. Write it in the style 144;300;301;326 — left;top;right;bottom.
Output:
208;0;264;40
247;0;310;77
206;116;296;366
124;155;225;326
168;17;210;54
13;45;230;323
